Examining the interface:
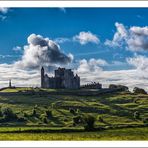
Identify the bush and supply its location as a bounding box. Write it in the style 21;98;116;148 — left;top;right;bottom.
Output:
98;116;104;122
17;117;26;122
69;108;76;115
143;118;148;125
84;115;96;131
0;106;2;117
34;104;38;109
32;109;37;116
109;84;129;91
134;111;140;120
133;87;147;94
24;112;28;117
43;117;48;124
73;115;83;126
1;107;17;121
45;110;52;118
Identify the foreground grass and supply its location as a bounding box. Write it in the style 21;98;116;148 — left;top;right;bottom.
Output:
0;127;148;140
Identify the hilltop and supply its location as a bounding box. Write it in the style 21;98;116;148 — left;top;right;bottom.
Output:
0;87;147;140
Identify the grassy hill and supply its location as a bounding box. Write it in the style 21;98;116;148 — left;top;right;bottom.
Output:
0;87;147;140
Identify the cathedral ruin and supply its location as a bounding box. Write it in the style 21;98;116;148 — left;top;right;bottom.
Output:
41;67;80;89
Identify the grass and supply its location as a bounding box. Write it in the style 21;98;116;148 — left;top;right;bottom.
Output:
0;87;147;140
0;127;148;140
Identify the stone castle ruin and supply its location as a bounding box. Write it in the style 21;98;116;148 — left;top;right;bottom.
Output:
41;67;80;89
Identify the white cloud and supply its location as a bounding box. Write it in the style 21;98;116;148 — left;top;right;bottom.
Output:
105;22;127;47
75;57;148;91
127;54;148;72
0;15;7;21
14;34;73;70
0;8;9;14
76;58;108;75
54;37;70;44
59;8;66;13
13;46;22;52
73;31;100;45
0;63;40;88
0;33;74;88
105;22;148;51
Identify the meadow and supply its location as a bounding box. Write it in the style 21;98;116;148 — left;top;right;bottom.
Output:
0;87;147;140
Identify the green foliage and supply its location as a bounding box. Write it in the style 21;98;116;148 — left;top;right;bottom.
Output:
83;115;96;131
45;110;52;118
134;111;140;120
1;107;17;121
43;117;48;124
69;108;76;115
142;118;148;125
133;87;147;94
98;116;104;123
73;115;83;126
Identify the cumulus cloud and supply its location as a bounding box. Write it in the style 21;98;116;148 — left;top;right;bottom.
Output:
0;63;40;88
0;7;9;14
73;31;100;45
105;22;127;47
13;46;22;52
54;37;70;44
127;54;148;72
127;26;148;51
75;57;148;91
14;34;73;69
59;8;66;13
76;58;108;75
105;22;148;51
0;15;7;21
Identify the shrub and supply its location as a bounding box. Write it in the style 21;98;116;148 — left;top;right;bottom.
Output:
34;104;38;109
134;111;140;120
143;118;148;125
0;106;2;117
84;115;96;131
109;84;129;91
23;112;28;117
133;87;147;94
32;109;37;117
17;117;26;122
73;115;83;125
1;107;17;121
45;110;52;118
69;108;76;115
98;116;104;122
43;117;48;124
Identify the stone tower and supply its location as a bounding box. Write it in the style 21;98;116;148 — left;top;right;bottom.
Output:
41;67;45;88
9;79;12;88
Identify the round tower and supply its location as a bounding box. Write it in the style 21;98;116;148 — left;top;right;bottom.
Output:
41;67;45;88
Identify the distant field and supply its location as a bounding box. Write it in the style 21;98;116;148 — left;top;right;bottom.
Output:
0;87;147;140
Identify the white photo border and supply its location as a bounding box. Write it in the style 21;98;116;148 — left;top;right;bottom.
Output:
0;1;148;147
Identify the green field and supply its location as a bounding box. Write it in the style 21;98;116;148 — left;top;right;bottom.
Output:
0;127;148;140
0;87;147;140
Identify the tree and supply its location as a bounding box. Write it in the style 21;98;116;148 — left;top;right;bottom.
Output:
32;109;37;117
133;87;147;94
134;111;140;120
84;115;96;131
45;110;52;118
143;118;148;125
1;107;17;120
73;115;83;126
69;108;76;115
109;84;129;91
43;117;48;124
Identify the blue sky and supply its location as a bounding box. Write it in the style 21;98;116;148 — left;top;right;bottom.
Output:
0;8;148;90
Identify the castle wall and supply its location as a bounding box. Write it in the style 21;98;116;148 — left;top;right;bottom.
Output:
41;67;80;89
